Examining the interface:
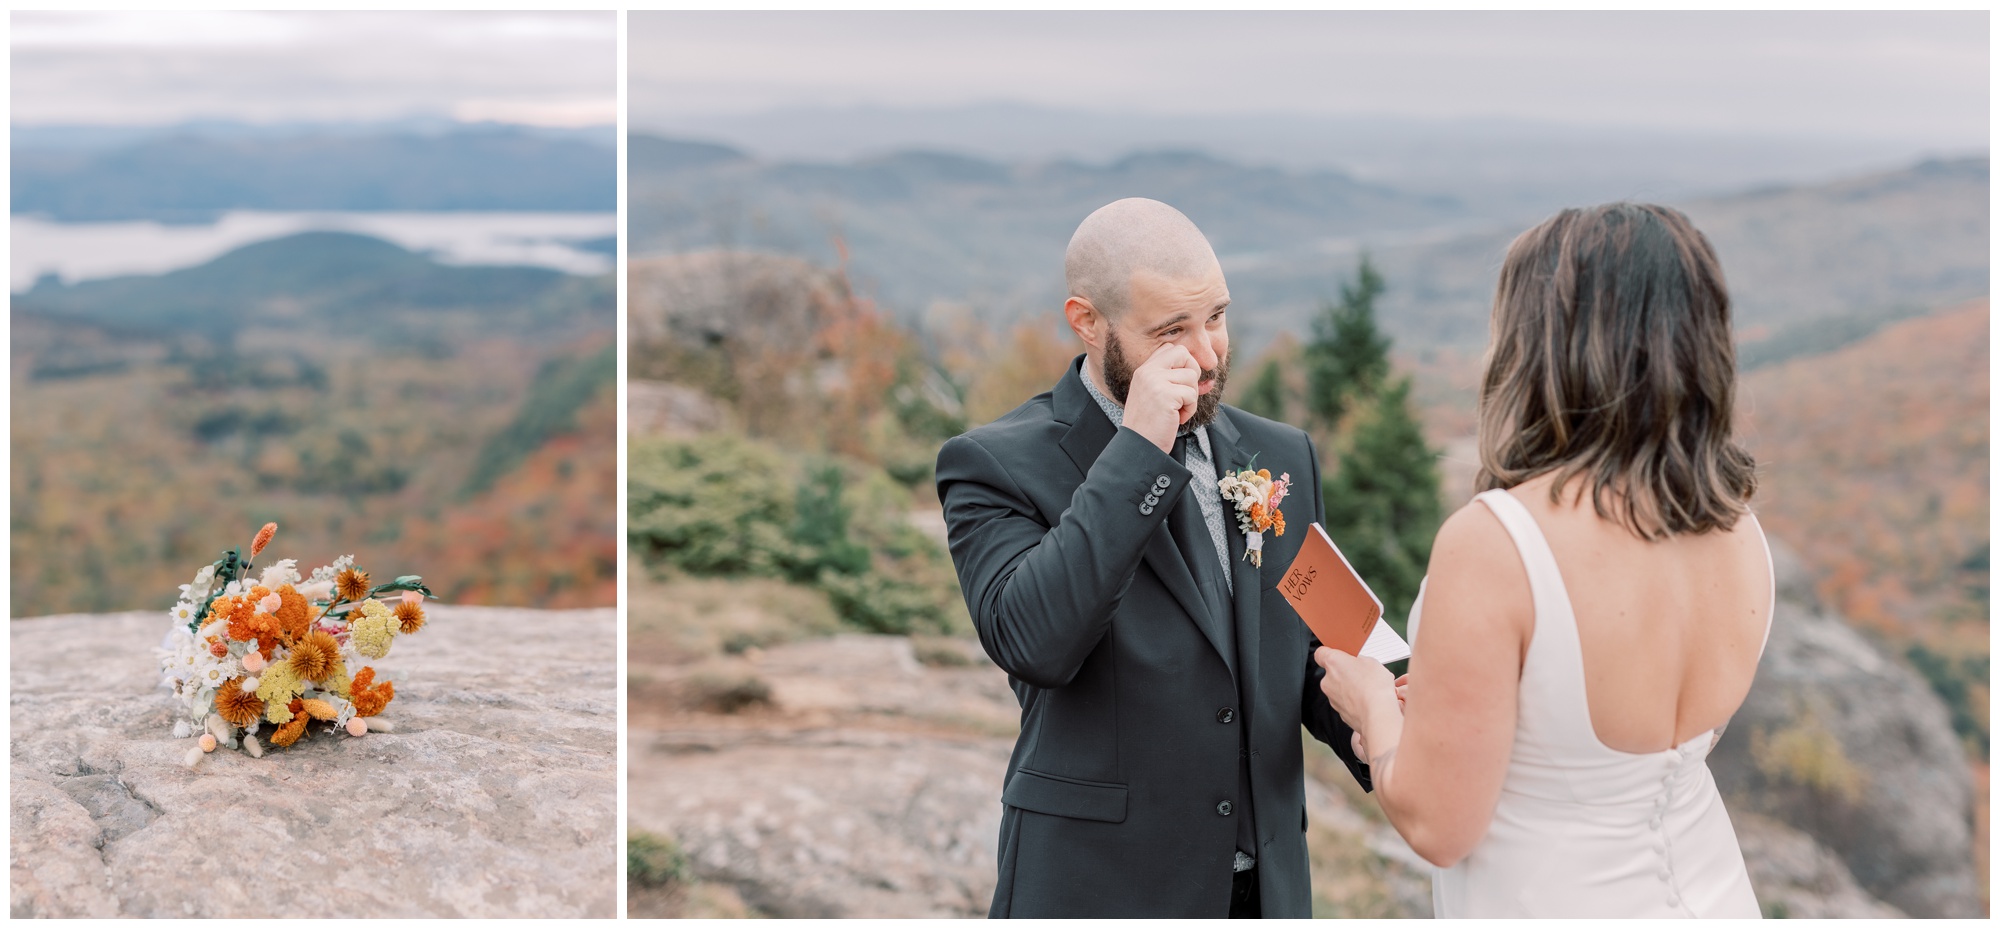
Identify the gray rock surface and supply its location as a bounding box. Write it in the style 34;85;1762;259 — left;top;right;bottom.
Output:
635;725;1009;918
629;634;1012;918
629;378;729;438
1734;813;1906;918
1710;539;1979;917
11;605;617;918
628;251;839;354
627;632;1429;918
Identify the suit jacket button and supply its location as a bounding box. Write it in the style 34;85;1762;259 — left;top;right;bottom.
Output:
1216;800;1233;816
1216;707;1235;724
1154;475;1171;489
1140;504;1154;515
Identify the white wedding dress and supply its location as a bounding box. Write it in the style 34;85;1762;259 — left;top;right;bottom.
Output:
1405;489;1769;918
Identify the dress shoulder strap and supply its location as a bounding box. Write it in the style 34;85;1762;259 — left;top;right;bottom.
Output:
1749;512;1777;660
1473;488;1570;618
1473;488;1600;754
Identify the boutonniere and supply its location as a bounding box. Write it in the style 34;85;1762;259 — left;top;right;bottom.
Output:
1217;465;1289;567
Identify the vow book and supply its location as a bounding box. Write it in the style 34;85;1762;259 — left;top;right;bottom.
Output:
1278;523;1412;664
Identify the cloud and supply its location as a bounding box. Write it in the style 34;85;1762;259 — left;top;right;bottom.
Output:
629;11;1988;146
11;11;616;127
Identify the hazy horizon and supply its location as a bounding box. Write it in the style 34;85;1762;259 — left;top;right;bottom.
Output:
13;11;616;128
633;12;1987;153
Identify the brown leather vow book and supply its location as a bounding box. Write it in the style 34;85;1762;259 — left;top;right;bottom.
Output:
1278;523;1410;662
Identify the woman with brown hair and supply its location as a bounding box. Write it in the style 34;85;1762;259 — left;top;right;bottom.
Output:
1317;203;1771;917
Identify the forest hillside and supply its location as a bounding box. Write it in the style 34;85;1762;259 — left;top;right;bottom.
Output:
11;232;617;616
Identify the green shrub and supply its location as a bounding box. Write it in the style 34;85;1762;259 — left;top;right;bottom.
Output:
1906;642;1990;759
628;433;964;636
628;831;689;889
789;463;872;580
628;433;801;576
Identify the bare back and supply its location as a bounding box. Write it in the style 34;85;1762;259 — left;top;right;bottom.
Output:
1507;472;1772;753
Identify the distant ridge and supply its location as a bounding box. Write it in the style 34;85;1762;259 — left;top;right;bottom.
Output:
629;135;751;172
13;126;616;220
628;132;1466;327
12;231;595;337
629;138;1986;355
635;102;1964;216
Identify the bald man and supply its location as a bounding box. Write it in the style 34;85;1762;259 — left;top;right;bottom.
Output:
936;199;1372;918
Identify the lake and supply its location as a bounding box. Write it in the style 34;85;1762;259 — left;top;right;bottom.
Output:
11;210;615;291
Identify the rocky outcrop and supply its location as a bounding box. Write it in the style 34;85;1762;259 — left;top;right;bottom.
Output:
10;606;617;918
1733;813;1905;918
1710;540;1979;917
628;635;1013;918
629;378;729;438
627;633;1429;918
628;250;843;354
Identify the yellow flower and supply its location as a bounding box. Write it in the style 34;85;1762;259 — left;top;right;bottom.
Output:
256;662;305;721
322;661;352;699
350;599;397;660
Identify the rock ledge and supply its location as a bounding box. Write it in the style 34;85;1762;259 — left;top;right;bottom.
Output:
11;605;616;918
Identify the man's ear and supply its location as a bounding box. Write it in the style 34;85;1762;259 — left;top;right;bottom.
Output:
1064;296;1104;350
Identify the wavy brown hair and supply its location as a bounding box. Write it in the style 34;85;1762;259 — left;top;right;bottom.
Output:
1476;203;1756;540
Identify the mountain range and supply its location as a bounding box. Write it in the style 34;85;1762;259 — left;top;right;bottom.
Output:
13;123;616;221
631;134;1989;357
637;104;1955;217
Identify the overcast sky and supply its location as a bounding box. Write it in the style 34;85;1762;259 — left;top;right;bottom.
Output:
12;11;616;127
632;11;1987;149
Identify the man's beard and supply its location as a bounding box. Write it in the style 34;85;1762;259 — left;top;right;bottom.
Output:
1102;328;1230;429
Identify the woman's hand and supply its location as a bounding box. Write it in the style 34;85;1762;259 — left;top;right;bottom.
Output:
1316;646;1399;758
1354;672;1411;763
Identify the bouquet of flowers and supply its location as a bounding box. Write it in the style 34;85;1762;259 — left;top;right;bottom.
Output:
1218;466;1289;567
157;522;435;769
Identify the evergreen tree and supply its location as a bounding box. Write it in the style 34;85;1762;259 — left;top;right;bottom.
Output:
1322;376;1442;639
1238;357;1289;423
1304;255;1391;432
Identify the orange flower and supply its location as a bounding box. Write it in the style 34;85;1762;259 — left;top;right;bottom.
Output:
335;568;371;603
269;704;310;748
349;667;395;717
1272;510;1286;536
221;585;282;652
393;600;426;635
208;639;229;658
1249;503;1266;521
214;678;265;727
215;595;253;641
288;630;340;682
273;584;313;642
249;522;277;558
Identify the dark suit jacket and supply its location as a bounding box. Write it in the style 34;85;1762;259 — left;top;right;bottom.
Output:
935;357;1371;918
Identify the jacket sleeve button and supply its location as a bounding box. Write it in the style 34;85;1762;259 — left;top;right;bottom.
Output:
1216;800;1233;816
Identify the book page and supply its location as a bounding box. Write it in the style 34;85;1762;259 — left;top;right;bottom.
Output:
1358;618;1411;664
